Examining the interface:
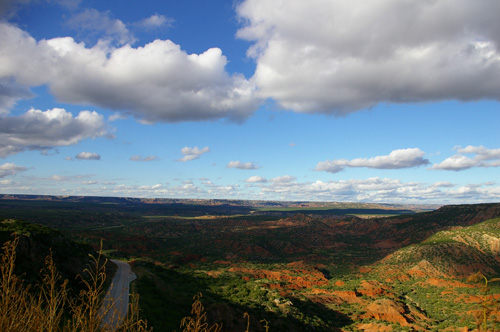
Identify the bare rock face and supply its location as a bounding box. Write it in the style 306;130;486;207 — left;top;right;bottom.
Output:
357;322;394;332
229;265;329;290
361;299;411;326
309;288;364;304
358;280;394;298
408;259;447;278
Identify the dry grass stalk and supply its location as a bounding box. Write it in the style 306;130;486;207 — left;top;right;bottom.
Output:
467;271;500;332
179;293;222;332
0;236;151;332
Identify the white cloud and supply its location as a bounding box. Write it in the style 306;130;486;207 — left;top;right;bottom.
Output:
136;14;173;29
0;108;109;157
431;181;455;188
45;174;92;182
177;146;210;162
248;176;500;204
244;175;267;183
315;148;429;173
0;163;27;178
76;152;101;160
130;155;158;162
0;22;259;123
178;155;199;162
227;160;260;170
237;0;500;114
432;145;500;171
66;8;135;45
270;175;296;184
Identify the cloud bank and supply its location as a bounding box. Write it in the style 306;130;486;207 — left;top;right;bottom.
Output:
3;1;499;123
14;175;496;204
237;0;500;114
315;148;429;173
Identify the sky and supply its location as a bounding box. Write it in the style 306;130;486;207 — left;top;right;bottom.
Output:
0;0;499;204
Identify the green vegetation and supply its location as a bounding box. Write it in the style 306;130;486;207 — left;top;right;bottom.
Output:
1;197;500;331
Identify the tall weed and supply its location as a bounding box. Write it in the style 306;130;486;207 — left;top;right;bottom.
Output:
0;237;151;332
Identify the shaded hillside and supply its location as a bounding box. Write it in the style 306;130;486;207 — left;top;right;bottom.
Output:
0;219;96;286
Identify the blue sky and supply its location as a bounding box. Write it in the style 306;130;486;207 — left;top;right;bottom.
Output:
1;0;499;204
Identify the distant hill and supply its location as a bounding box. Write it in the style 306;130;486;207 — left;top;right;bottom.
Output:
0;193;439;213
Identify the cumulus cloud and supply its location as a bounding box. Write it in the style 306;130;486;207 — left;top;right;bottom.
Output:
0;22;259;123
0;163;27;178
227;160;260;170
130;155;159;162
244;175;267;183
0;108;109;157
177;146;210;162
237;0;500;114
76;152;101;160
432;145;500;171
66;8;135;45
315;148;429;173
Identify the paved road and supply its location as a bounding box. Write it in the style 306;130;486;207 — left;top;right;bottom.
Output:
101;259;137;331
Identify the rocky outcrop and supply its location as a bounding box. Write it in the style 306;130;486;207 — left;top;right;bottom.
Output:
228;265;329;289
358;280;394;298
361;299;412;326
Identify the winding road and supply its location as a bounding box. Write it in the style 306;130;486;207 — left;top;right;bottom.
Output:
101;259;137;331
